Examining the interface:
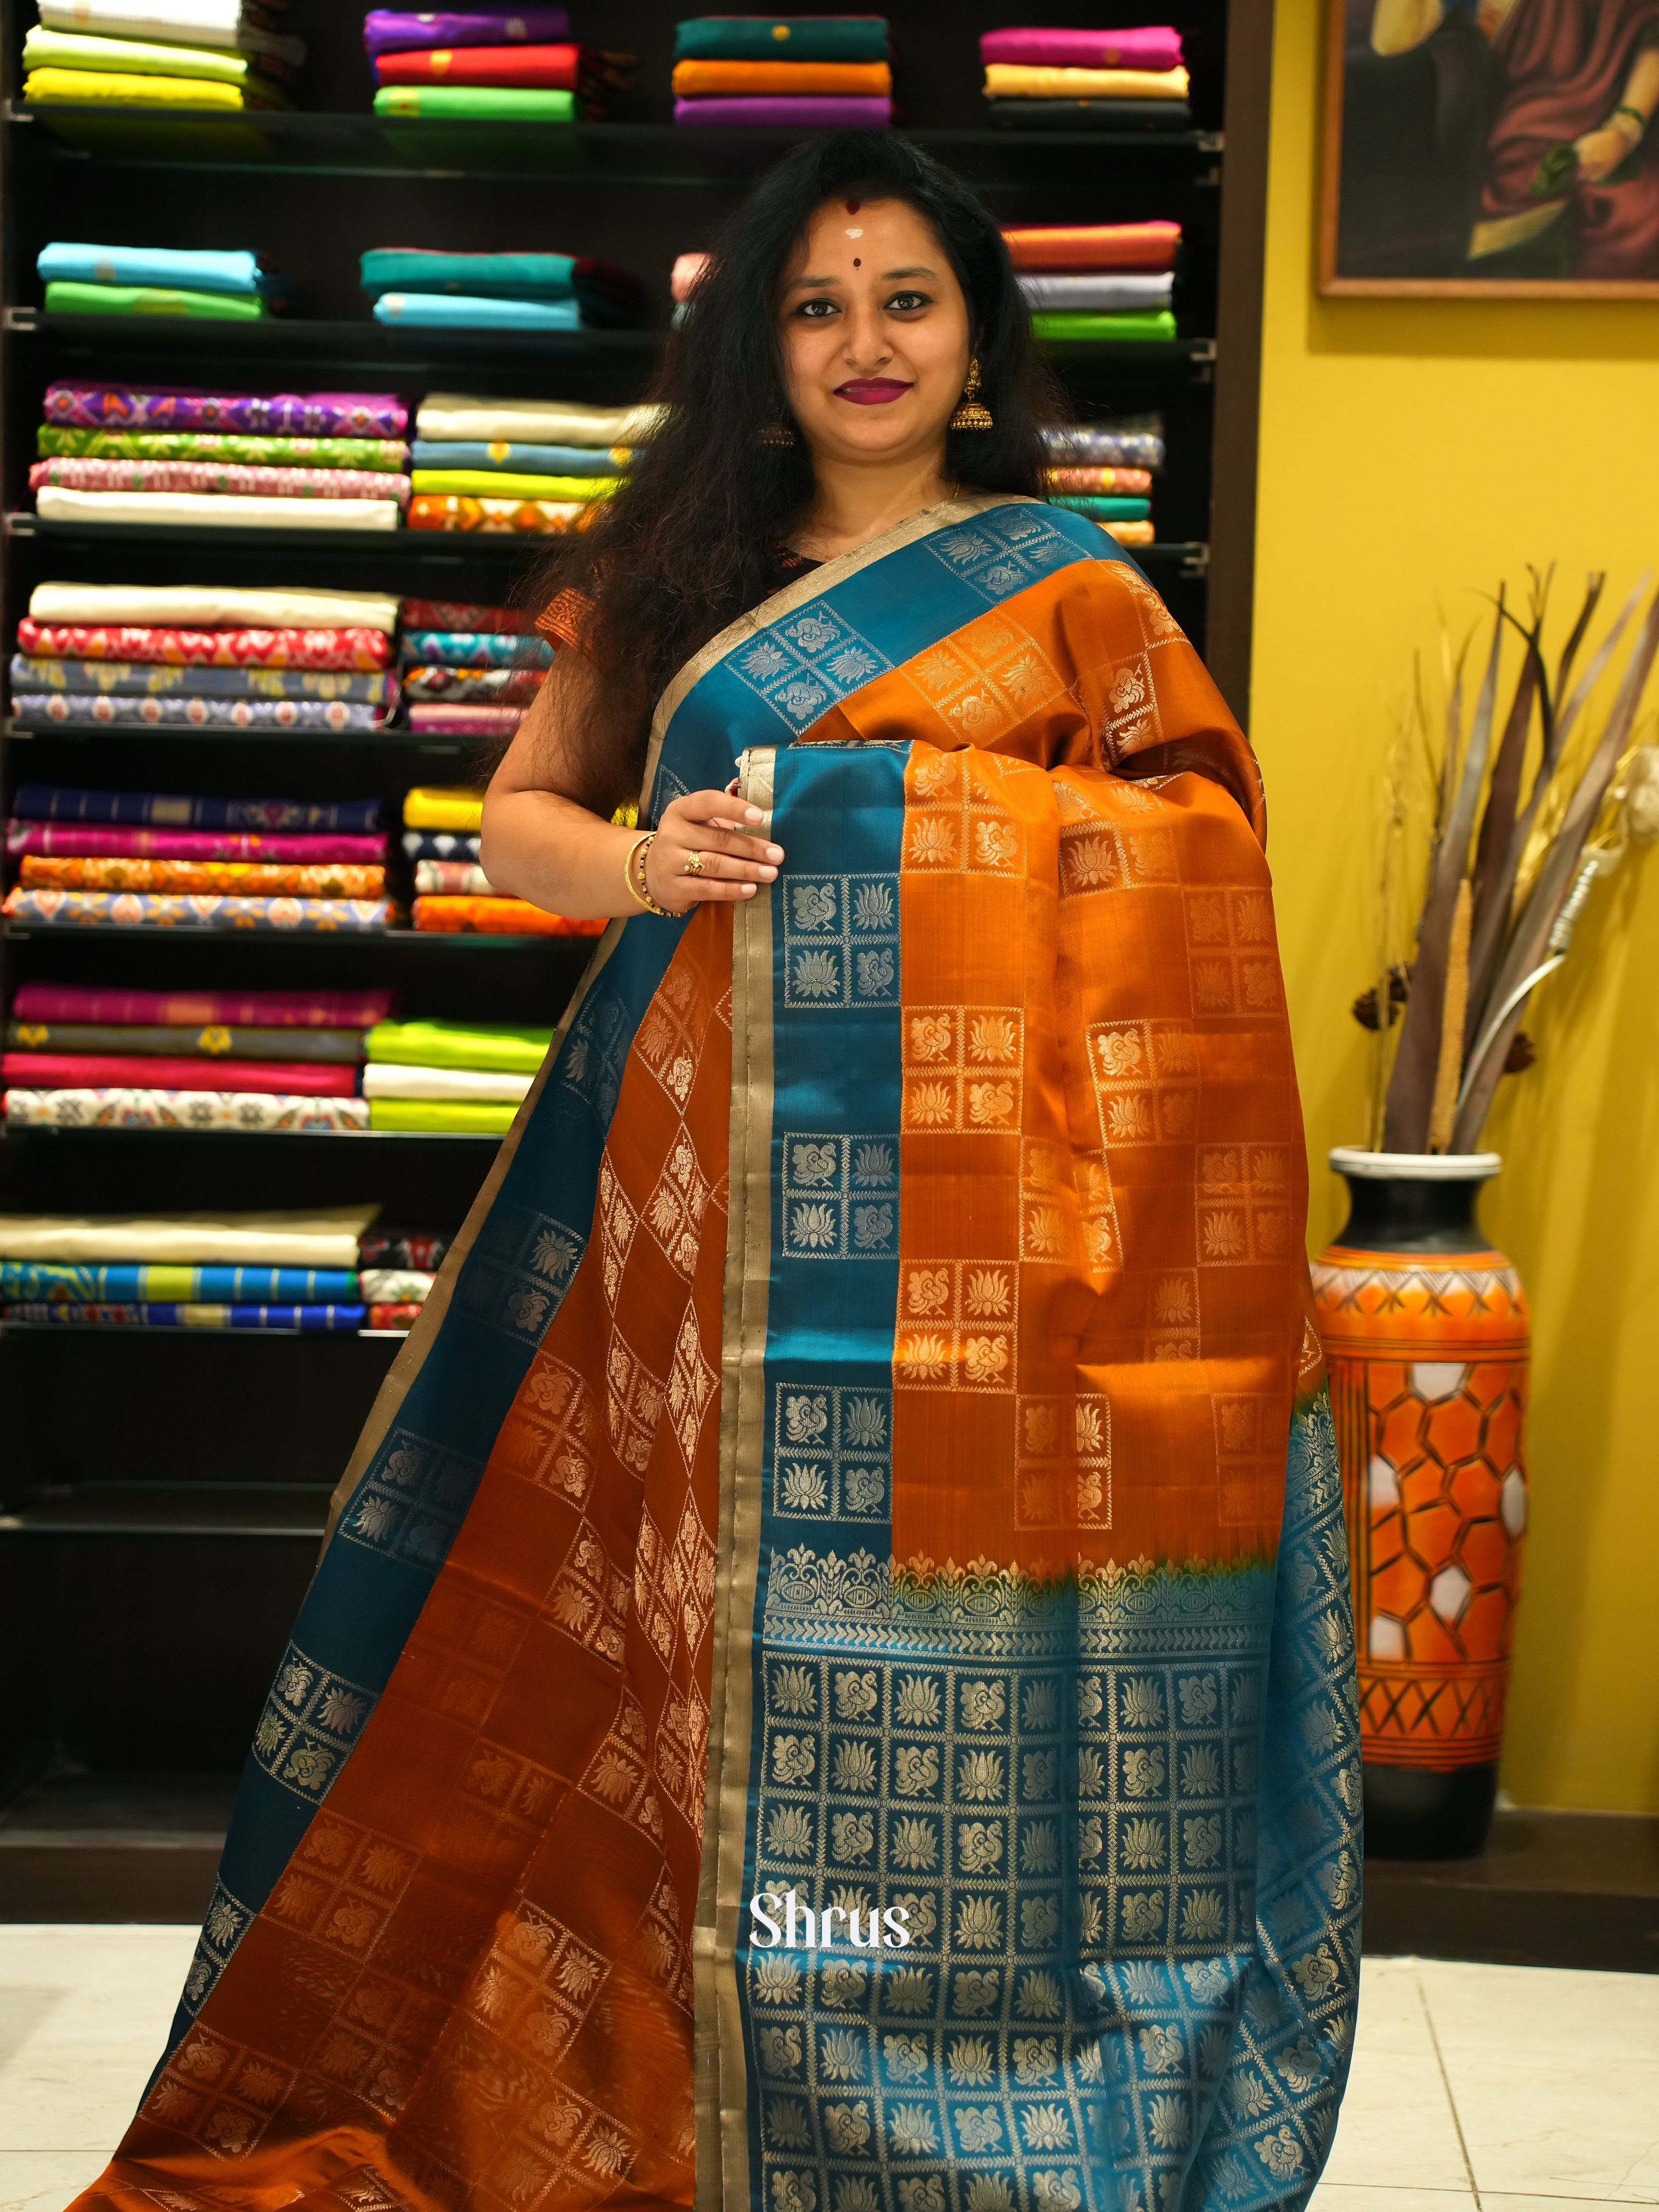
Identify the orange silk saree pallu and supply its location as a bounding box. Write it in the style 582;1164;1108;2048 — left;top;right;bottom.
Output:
75;498;1359;2212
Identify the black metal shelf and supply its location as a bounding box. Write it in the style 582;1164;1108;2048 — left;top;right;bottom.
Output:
9;103;1220;182
2;921;590;951
0;1480;335;1537
7;511;562;562
5;716;471;752
8;306;662;367
8;309;1215;379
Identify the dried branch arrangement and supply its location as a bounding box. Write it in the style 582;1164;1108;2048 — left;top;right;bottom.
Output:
1357;571;1659;1155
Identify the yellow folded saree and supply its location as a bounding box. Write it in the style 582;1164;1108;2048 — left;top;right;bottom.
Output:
983;62;1190;98
23;65;286;108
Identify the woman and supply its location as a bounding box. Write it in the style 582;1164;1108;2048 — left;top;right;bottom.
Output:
75;133;1359;2212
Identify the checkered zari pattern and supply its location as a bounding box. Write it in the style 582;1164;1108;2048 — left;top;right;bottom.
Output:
743;1398;1358;2212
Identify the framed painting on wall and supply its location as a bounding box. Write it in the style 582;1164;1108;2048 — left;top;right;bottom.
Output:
1321;0;1659;294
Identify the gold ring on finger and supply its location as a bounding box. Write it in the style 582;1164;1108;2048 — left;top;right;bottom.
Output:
682;849;706;877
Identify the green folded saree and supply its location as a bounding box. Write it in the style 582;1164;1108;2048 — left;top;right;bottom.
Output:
373;86;577;121
38;429;409;470
45;281;267;321
1031;309;1178;342
1049;494;1153;521
407;471;616;503
21;26;286;89
365;1018;554;1074
369;1098;517;1134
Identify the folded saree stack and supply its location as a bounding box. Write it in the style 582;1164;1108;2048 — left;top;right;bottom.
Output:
23;0;304;112
2;983;391;1132
399;595;550;738
408;392;650;534
33;382;411;530
672;14;892;127
11;579;402;731
37;241;292;323
363;1015;553;1136
363;247;645;334
2;783;398;937
366;6;630;122
1006;219;1180;345
358;1221;449;1329
1041;414;1165;546
980;22;1189;129
0;1204;376;1325
405;785;602;935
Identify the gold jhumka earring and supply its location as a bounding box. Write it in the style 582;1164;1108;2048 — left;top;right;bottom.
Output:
949;357;994;431
759;420;797;446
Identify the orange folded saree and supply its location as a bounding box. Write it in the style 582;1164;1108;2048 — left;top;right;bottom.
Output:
671;58;893;94
74;495;1359;2212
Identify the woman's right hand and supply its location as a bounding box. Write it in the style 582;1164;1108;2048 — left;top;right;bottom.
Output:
643;788;784;913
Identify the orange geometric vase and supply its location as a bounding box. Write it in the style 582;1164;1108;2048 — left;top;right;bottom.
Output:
1312;1149;1530;1858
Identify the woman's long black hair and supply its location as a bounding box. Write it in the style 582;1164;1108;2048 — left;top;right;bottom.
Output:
527;129;1060;813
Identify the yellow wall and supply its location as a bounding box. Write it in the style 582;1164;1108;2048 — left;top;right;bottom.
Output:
1253;0;1659;1812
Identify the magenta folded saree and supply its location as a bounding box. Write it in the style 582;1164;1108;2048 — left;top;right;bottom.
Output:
980;25;1184;70
673;93;893;125
29;458;411;504
0;1052;357;1096
42;383;409;437
11;984;393;1028
5;825;386;864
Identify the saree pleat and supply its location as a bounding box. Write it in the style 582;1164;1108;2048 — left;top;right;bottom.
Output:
74;497;1358;2212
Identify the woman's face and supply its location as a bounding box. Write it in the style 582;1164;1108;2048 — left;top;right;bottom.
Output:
778;196;972;469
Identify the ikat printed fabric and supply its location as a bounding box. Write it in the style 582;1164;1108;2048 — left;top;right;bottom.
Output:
69;498;1357;2212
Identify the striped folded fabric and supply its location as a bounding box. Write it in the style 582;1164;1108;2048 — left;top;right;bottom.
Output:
2;1301;368;1327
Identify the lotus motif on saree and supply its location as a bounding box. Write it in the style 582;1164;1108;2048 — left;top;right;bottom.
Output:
74;499;1360;2212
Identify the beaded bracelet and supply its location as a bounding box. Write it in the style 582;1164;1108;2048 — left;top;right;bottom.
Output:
1613;104;1648;138
623;830;669;916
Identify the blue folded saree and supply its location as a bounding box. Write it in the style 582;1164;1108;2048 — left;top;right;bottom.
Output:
359;248;577;300
73;495;1359;2212
0;1263;359;1301
408;438;629;475
37;242;286;299
373;292;582;331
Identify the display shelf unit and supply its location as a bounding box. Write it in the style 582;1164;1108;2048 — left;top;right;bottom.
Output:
0;0;1274;1804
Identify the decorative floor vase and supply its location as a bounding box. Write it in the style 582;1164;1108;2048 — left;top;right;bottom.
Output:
1312;1148;1530;1859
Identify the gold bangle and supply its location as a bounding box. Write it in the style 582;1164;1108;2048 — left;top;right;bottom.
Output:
623;830;669;916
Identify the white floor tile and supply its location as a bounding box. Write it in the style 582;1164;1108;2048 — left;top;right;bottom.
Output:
1415;1960;1659;2203
0;2150;111;2212
0;1925;194;2154
1309;2191;1474;2212
1321;1959;1472;2193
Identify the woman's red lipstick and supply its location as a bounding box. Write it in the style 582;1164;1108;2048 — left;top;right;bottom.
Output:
834;378;911;404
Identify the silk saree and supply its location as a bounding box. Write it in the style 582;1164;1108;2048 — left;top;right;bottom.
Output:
72;495;1361;2212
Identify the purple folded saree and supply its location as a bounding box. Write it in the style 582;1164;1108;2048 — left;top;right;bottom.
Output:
364;8;570;54
43;383;409;438
673;93;892;126
979;25;1184;70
